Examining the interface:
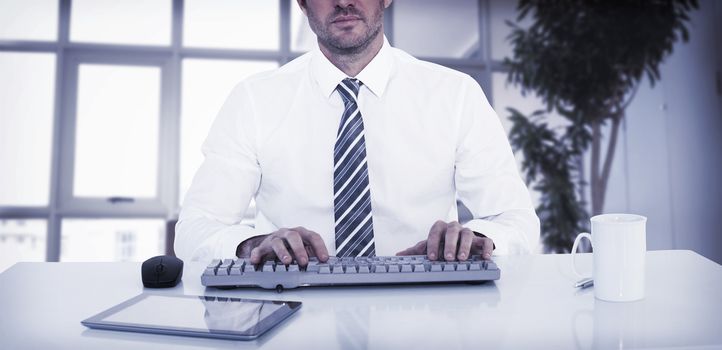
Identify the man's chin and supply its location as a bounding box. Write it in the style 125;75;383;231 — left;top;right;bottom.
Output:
326;30;379;51
326;37;367;52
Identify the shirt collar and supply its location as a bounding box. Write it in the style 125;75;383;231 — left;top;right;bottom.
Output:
311;36;393;99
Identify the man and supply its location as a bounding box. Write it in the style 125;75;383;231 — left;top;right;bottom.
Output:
175;0;540;266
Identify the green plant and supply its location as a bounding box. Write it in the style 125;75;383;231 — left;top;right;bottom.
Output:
504;0;698;252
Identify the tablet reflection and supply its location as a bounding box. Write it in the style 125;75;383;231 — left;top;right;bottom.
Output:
200;296;266;334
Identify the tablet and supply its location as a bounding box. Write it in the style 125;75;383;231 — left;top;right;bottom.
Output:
82;294;301;340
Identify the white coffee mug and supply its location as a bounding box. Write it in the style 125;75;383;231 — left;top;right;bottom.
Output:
571;213;647;302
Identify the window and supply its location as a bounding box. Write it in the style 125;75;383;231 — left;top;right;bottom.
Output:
393;0;481;58
183;0;279;50
489;0;515;61
0;52;56;206
70;0;172;46
0;0;58;41
60;219;164;262
490;0;533;61
0;219;46;273
72;64;162;199
290;2;316;53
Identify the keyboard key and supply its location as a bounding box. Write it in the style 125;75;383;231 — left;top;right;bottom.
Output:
318;265;331;274
332;264;344;274
400;264;413;273
276;264;288;272
430;263;442;272
230;260;243;275
306;262;319;272
469;263;480;271
244;264;257;273
443;263;456;272
217;259;234;276
456;264;468;271
263;262;275;272
374;265;387;273
413;264;425;272
346;265;357;274
358;264;370;273
288;264;299;272
387;264;400;273
205;259;222;275
206;259;222;269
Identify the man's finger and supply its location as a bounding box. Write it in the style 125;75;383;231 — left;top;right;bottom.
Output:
294;227;329;262
472;236;495;260
270;237;292;264
250;243;273;264
426;220;446;260
396;240;426;256
284;230;309;266
412;239;427;254
305;244;316;259
480;237;494;260
395;248;413;256
443;222;462;261
249;247;262;264
457;228;474;261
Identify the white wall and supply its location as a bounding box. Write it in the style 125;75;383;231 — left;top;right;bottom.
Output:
603;0;722;263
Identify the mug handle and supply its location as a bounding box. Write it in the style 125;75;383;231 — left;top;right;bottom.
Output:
571;232;592;279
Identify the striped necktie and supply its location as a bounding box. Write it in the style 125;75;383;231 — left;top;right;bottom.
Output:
333;78;376;258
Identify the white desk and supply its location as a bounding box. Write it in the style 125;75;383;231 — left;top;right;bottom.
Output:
0;250;720;349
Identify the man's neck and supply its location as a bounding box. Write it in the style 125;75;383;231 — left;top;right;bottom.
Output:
318;33;384;77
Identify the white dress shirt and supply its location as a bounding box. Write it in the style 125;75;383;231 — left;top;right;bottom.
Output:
176;38;540;262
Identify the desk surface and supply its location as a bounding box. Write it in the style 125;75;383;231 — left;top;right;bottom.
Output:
0;250;720;350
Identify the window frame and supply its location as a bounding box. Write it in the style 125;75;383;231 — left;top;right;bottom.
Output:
0;0;504;263
58;51;174;217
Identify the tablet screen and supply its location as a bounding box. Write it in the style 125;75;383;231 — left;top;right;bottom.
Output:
83;294;301;340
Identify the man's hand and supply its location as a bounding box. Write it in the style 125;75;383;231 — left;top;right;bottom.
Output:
236;227;329;267
396;220;494;261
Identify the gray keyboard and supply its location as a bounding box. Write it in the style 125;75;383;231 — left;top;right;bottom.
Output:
201;255;500;290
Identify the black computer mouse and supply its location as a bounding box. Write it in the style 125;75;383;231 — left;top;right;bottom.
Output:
141;255;183;288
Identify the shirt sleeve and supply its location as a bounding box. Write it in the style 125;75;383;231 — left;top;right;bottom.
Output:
175;82;261;262
454;75;541;255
